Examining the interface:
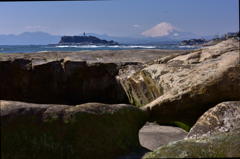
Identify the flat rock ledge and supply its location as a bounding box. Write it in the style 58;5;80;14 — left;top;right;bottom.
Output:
0;49;185;105
1;100;149;159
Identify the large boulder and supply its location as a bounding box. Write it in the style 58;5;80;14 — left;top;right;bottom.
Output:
144;101;240;158
0;56;127;105
137;39;240;126
122;39;240;109
1;100;149;159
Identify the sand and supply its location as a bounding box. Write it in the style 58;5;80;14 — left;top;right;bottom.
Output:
117;122;188;159
139;122;188;158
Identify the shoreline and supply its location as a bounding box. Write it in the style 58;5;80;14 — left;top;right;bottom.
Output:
189;39;228;47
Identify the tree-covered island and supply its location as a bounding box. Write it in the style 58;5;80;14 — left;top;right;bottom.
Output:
58;35;119;45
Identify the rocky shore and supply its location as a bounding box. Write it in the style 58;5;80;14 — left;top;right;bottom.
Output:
1;39;239;158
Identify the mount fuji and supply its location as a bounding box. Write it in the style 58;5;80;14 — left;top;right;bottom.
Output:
142;22;182;37
141;22;200;40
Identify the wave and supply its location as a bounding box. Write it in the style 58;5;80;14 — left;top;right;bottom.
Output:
0;44;203;53
55;45;106;48
108;45;157;49
36;50;50;53
178;45;196;48
55;45;78;48
124;45;157;49
53;45;158;49
107;45;120;48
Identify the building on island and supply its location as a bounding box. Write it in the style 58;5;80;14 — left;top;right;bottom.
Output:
181;39;206;45
227;32;238;39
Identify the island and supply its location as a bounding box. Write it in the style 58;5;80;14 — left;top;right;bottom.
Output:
181;38;206;45
58;34;119;45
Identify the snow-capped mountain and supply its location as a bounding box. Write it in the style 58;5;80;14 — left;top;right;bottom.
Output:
142;22;182;37
141;22;202;40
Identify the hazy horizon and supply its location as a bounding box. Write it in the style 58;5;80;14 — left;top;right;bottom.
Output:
0;0;239;37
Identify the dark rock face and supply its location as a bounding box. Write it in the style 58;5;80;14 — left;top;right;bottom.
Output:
59;35;119;45
0;58;127;105
145;101;240;158
1;100;149;159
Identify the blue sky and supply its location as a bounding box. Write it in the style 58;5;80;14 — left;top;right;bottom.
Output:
0;0;239;37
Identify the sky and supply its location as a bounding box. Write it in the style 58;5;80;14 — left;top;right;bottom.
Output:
0;0;239;37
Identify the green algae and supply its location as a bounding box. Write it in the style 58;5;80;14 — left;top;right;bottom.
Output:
173;121;191;132
1;105;147;159
144;129;240;158
132;95;142;108
1;116;76;159
156;121;191;132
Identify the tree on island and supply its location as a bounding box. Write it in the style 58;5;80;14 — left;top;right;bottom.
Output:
58;35;119;45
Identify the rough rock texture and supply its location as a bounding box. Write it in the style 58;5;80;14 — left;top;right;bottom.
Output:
0;49;185;105
145;101;240;158
186;101;240;139
0;57;126;105
1;100;149;159
131;39;240;126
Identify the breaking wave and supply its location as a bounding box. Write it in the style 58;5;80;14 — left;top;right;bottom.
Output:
0;44;202;53
54;45;157;49
178;45;197;48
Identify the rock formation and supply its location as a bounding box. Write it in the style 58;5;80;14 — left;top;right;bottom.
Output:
186;101;240;139
0;49;185;105
1;39;240;158
145;101;240;158
1;100;149;159
121;39;240;126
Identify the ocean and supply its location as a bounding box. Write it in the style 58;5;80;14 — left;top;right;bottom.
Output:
0;44;201;54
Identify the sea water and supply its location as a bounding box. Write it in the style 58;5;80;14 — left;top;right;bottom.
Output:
0;44;201;54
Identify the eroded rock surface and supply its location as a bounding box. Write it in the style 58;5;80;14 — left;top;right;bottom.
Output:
135;39;240;126
145;101;240;158
0;49;185;105
1;100;149;159
186;101;240;139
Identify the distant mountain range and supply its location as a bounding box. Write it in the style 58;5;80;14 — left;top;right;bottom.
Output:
0;22;215;45
0;31;182;45
0;32;62;45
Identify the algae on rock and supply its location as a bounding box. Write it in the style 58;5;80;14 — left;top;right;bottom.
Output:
1;100;149;159
145;101;240;158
